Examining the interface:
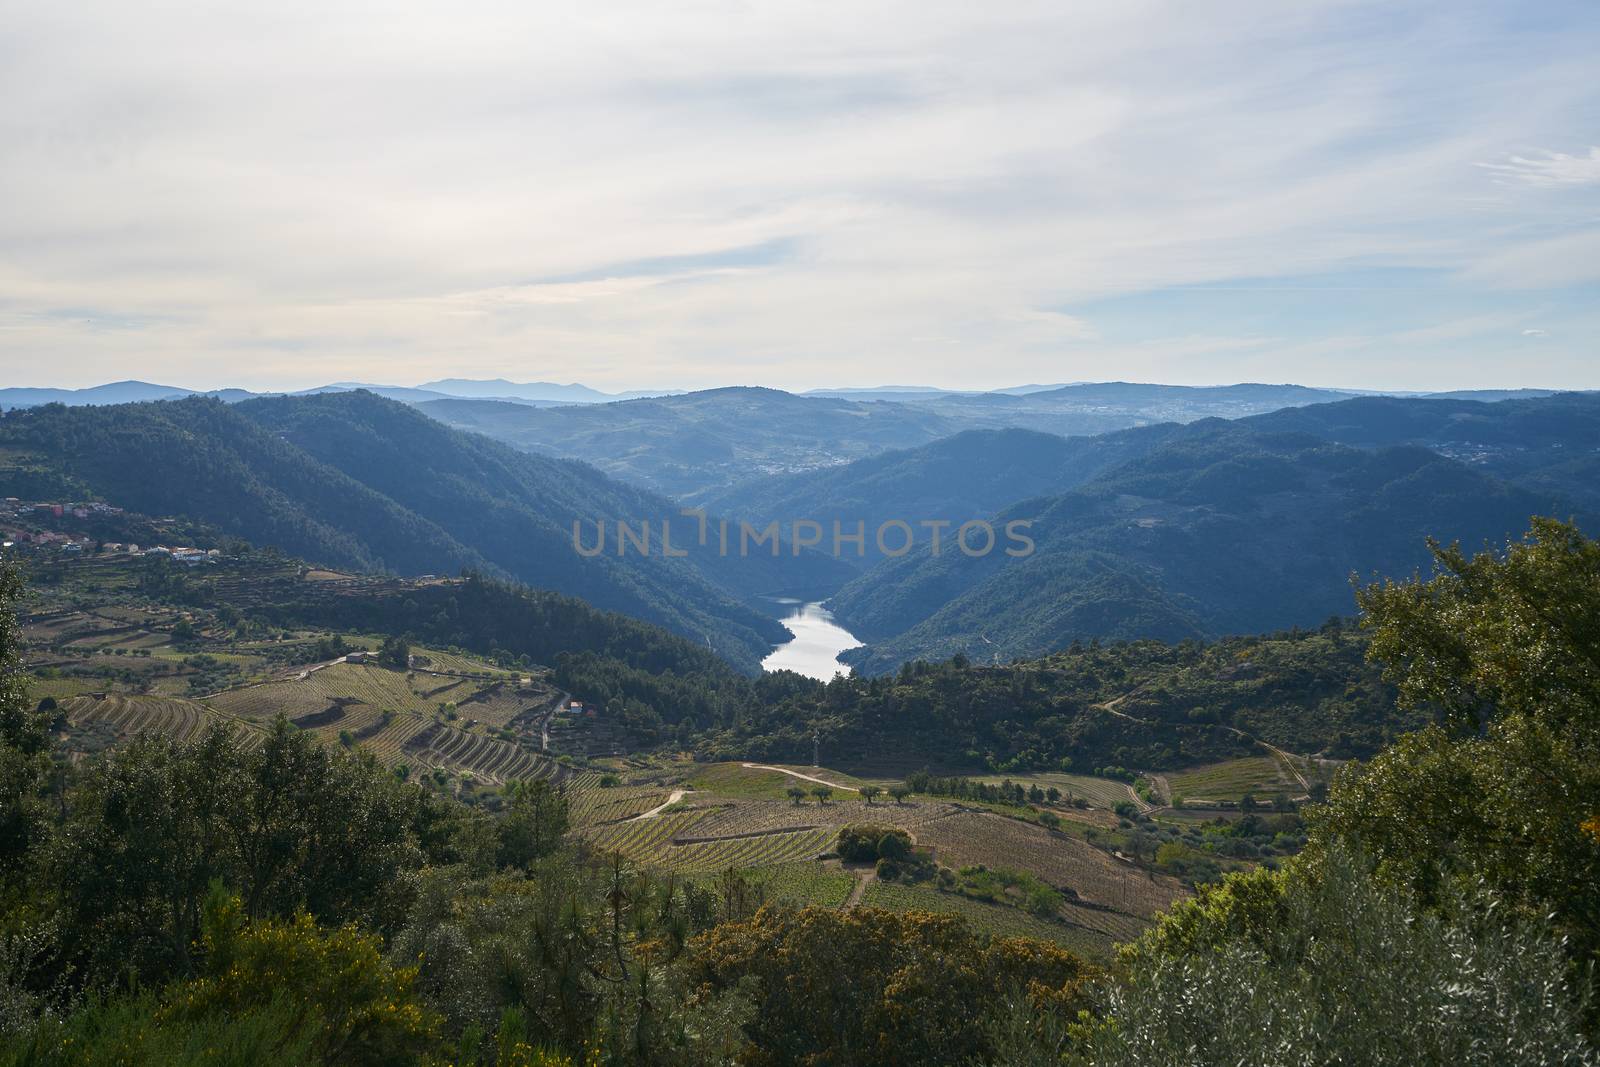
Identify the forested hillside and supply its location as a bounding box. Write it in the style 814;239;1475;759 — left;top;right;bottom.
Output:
829;421;1571;671
702;426;1187;563
0;394;851;671
693;621;1415;771
1241;390;1600;513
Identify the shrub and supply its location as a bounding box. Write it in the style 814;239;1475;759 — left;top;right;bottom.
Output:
837;824;905;863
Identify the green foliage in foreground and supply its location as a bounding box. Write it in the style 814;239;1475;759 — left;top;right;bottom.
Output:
1324;516;1600;959
9;886;438;1067
7;516;1600;1063
989;845;1596;1067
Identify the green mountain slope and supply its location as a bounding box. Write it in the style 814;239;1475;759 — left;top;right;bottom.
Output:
1240;391;1600;513
829;423;1573;673
0;393;846;670
701;426;1190;565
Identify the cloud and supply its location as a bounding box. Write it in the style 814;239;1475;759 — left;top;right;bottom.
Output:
1523;328;1549;337
1478;147;1600;187
0;1;1597;391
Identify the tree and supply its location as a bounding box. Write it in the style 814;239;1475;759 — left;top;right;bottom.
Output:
785;786;807;806
1061;845;1595;1067
51;717;422;986
877;831;910;861
859;784;881;805
378;635;411;670
497;778;570;870
888;784;912;805
685;907;1094;1067
160;888;441;1066
1317;517;1600;957
811;786;832;805
0;561;48;895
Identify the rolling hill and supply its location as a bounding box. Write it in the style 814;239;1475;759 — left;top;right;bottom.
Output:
418;383;1365;502
418;387;963;502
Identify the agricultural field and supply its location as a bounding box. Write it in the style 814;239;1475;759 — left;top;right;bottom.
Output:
747;861;855;908
578;806;839;874
916;810;1186;920
209;662;435;720
566;782;673;829
403;721;563;786
26;673;114;702
662;826;840;873
973;771;1136;811
411;648;517;677
206;659;555;731
57;694;258;757
860;879;1112;954
449;678;557;730
1166;753;1330;804
686;761;869;801
686;794;947;841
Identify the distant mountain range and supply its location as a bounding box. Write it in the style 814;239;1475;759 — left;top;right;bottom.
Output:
419;382;1411;499
416;379;675;403
811;392;1600;671
700;426;1180;565
418;387;963;502
0;378;676;411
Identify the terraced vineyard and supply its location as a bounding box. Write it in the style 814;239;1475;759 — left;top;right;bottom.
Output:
61;694;213;742
860;880;1112;953
59;694;259;753
579;807;838;873
917;810;1185;920
664;826;839;872
583;810;709;857
349;714;433;764
209;663;437;720
450;680;555;729
1167;755;1307;803
748;861;855;907
403;722;562;785
687;793;954;841
565;783;673;828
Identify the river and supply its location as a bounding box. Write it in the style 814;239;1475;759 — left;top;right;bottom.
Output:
760;600;859;680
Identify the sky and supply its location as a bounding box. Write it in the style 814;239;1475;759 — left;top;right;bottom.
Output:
1;0;1597;394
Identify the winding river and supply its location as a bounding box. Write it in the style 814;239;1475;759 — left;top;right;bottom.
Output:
760;600;859;680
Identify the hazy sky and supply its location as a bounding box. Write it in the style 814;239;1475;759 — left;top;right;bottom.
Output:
2;1;1597;393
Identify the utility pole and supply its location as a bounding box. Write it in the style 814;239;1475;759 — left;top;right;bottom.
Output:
812;730;820;768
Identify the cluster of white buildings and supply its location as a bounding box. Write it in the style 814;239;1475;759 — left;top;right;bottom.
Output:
0;496;224;565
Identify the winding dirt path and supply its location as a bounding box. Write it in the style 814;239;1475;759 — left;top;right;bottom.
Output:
740;763;859;794
1097;685;1322;801
626;788;688;821
844;868;874;909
